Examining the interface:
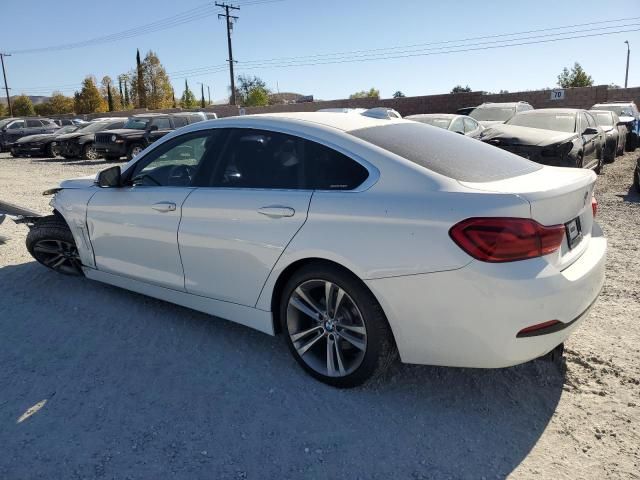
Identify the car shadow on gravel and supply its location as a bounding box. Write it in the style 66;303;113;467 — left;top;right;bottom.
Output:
620;184;640;203
32;157;123;167
0;261;564;480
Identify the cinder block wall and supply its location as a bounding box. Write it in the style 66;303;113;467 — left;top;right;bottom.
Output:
69;85;640;120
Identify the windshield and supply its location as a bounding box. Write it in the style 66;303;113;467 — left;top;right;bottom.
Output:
591;112;613;127
593;105;634;117
506;112;576;133
469;107;515;122
124;118;150;130
410;117;452;129
55;125;79;135
78;122;111;133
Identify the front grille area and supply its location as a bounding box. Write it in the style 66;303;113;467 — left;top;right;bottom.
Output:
95;133;113;144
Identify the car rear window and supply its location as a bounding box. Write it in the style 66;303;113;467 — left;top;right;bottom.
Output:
349;122;542;182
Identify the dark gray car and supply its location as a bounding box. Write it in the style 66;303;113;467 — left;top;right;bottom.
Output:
480;108;605;173
0;117;59;151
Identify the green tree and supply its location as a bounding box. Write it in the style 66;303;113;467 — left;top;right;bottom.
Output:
392;91;405;98
200;83;206;108
557;62;594;88
450;85;472;93
180;79;197;108
74;76;106;114
234;74;269;105
118;77;125;109
12;95;36;116
135;48;146;108
34;92;75;116
349;88;379;99
100;76;120;112
141;51;173;109
244;87;270;107
123;80;130;109
0;102;6;117
172;88;177;108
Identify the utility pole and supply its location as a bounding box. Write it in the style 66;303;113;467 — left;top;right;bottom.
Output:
216;2;239;105
0;53;12;117
624;40;630;89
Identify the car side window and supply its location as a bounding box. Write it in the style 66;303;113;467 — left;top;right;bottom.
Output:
172;117;188;128
304;140;369;190
579;113;589;132
585;113;596;128
8;120;25;129
450;118;465;133
152;118;172;130
463;118;478;133
26;119;42;127
211;129;305;189
129;131;219;187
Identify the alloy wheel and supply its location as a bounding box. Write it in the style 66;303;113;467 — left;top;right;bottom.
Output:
32;239;82;275
85;146;99;160
286;279;367;378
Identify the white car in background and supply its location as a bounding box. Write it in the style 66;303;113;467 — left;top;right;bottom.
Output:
406;113;483;138
26;110;606;387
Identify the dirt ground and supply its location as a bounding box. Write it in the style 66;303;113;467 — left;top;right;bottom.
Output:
0;151;638;480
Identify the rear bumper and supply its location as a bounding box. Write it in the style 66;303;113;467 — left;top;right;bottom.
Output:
366;223;607;368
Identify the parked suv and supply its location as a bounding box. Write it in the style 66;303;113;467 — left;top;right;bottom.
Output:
469;101;533;127
0;117;59;151
590;101;639;151
94;112;207;160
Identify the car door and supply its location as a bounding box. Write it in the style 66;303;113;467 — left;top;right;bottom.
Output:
178;128;313;306
86;130;216;290
145;117;173;145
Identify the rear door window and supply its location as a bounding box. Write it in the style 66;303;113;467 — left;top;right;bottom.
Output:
450;118;464;133
304;139;369;190
349;122;542;182
172;117;188;128
463;118;478;133
26;119;43;127
152;118;172;130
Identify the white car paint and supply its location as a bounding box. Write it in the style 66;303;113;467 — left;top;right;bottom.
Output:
48;111;606;367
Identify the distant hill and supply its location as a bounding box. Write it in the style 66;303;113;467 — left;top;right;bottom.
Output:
0;95;51;106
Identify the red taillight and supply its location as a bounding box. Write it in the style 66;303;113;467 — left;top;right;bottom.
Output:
449;217;565;262
591;196;598;218
516;320;562;337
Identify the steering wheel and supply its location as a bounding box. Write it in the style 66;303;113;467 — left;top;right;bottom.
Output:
168;164;194;186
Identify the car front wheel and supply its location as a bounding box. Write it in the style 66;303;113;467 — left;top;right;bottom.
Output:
280;264;396;387
26;216;84;276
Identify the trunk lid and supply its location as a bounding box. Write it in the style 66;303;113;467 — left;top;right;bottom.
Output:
459;166;596;270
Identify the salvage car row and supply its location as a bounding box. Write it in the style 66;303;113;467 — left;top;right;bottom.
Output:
1;112;214;161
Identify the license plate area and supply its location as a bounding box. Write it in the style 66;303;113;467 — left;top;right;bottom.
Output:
565;217;582;249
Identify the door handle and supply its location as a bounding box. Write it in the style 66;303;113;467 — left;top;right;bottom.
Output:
152;202;176;212
257;206;295;218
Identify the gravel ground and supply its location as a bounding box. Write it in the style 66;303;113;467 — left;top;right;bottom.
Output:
0;151;638;480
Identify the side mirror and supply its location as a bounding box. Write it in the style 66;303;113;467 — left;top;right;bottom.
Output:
148;125;159;132
582;127;598;135
96;166;121;188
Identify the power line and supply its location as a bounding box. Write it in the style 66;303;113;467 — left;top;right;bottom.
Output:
12;19;639;95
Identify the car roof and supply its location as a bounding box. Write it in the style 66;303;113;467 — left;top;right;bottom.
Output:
477;102;530;107
224;111;408;132
515;108;581;115
406;114;458;119
593;102;635;106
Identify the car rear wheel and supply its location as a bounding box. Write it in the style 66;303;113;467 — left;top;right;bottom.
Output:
280;264;396;387
594;148;603;175
82;143;99;160
26;216;83;276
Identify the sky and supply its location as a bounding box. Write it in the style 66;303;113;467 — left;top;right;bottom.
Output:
1;0;639;103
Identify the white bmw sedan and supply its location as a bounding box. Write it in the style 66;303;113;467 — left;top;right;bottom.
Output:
27;110;606;387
